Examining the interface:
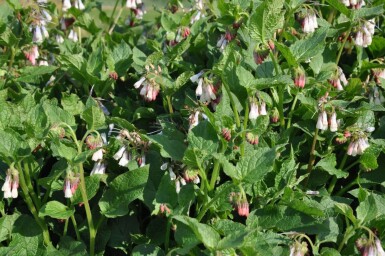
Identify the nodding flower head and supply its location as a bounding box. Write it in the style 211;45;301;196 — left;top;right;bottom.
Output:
63;172;80;198
347;132;370;156
316;110;328;131
246;132;259;145
329;66;348;90
253;44;270;65
354;20;375;48
91;161;107;175
133;64;162;102
24;45;40;66
249;100;260;120
289;240;308;256
229;192;250;217
74;0;85;10
113;146;131;167
372;68;385;84
2;168;18;199
293;67;306;88
301;11;318;33
221;128;231;141
62;0;72;12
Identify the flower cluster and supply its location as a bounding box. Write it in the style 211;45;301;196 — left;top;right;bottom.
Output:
63;171;80;198
372;68;385;84
293;67;306;88
229;192;250;217
356;236;385;256
134;64;162;102
316;110;338;132
347;134;370;156
2;168;19;199
249;98;268;120
369;86;385;105
341;0;365;9
354;19;375;48
289;241;309;256
190;71;219;104
329;66;348;91
86;133;107;175
301;11;318;33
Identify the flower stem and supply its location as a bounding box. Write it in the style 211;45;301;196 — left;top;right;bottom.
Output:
78;163;96;256
108;6;124;35
269;52;285;129
23;161;41;209
240;100;249;157
63;218;69;236
209;143;225;191
338;226;355;252
305;128;319;186
164;217;171;252
108;0;120;32
18;163;51;246
166;95;174;114
336;27;352;65
335;178;357;197
71;215;81;240
286;94;298;129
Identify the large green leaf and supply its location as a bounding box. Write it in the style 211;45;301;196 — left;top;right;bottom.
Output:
39;201;75;219
99;165;150;217
81;105;106;130
249;0;284;44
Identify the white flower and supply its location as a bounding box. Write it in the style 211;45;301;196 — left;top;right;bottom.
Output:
33;26;43;43
91;162;106;175
329;112;338;132
134;76;146;88
169;168;176;180
189;111;200;130
11;181;18;198
375;237;385;256
118;151;131;167
68;29;78;42
126;0;137;9
193;176;200;184
316;111;328;130
338;67;348;86
41;25;49;38
39;60;49;66
1;173;12;199
180;178;186;186
249;101;259;120
113;146;127;160
56;35;64;43
139;155;146;167
75;0;85;10
64;180;73;198
42;10;52;22
259;101;267;115
175;179;181;193
63;0;72;11
92;148;104;162
190;71;204;83
303;13;317;33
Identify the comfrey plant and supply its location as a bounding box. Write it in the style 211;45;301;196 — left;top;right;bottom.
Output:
1;0;385;255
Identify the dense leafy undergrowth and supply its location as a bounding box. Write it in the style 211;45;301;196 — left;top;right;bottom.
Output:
1;0;385;255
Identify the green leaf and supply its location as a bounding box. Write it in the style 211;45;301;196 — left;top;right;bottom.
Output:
0;213;19;242
315;154;348;178
111;40;132;76
236;66;255;90
81;105;106;130
187;121;219;159
86;47;103;78
99;165;150;217
324;0;351;17
334;203;357;225
43;102;76;128
249;0;285;44
71;175;101;204
356;193;385;225
275;42;298;67
39;201;75;219
173;215;221;250
58;236;88;256
61;94;85;116
237;147;276;183
132;244;165;256
0;129;30;159
352;5;384;20
16;66;58;83
290;27;328;62
50;139;77;161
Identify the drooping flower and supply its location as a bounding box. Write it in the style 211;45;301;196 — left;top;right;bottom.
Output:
329;67;348;90
347;135;369;156
113;146;131;167
2;171;12;199
316;110;328;130
62;0;72;12
246;132;259;145
133;65;162;101
190;71;204;83
33;26;44;43
271;107;279;123
289;241;308;256
369;86;385;105
221;128;231;141
24;45;40;65
354;20;375;48
68;29;79;42
372;68;385;84
259;101;267;115
302;12;318;33
329;111;338;132
64;179;73;198
74;0;85;10
249;100;259;120
194;76;217;104
91;161;107;175
126;0;137;9
293;67;306;88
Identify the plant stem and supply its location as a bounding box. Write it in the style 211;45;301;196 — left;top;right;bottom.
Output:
7;47;15;73
63;218;69;236
287;94;298;129
209;143;225;191
223;82;240;128
306;128;319;174
71;215;81;240
108;0;120;31
328;153;348;194
196;187;229;221
18;163;51;245
240;100;249;157
164;218;171;252
108;7;124;35
335;178;357;197
166;95;174;114
78;163;96;256
23;161;41;209
269;52;285;128
338;226;354;252
336;28;352;65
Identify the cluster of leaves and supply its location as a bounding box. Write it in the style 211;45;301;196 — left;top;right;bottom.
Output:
1;0;385;255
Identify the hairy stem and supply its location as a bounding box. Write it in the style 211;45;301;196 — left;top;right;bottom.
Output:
71;214;81;241
23;161;41;209
328;153;348;194
18;163;51;245
240;100;249;157
223;82;241;128
269;52;285;128
287;94;298;129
